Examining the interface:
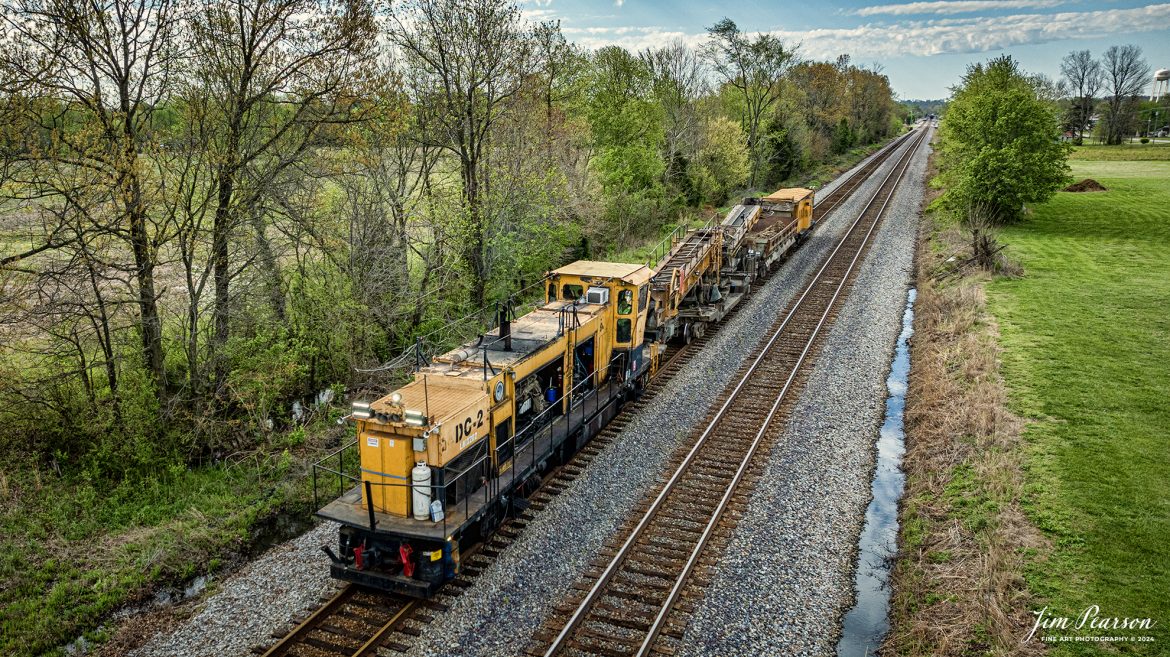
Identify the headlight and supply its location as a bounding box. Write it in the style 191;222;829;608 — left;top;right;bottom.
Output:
404;410;427;426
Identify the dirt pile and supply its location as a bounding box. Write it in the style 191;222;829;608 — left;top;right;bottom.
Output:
1064;178;1107;192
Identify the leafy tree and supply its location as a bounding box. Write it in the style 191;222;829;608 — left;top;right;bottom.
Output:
703;18;796;189
689;116;749;204
832;117;855;154
939;56;1070;223
581;46;666;246
389;0;535;308
790;61;846;159
760;114;803;184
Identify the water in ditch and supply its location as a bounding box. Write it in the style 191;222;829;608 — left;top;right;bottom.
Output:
837;286;916;657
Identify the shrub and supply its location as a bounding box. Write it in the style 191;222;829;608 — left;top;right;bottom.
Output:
939;56;1070;223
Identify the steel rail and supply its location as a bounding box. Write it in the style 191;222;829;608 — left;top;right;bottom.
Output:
541;126;927;657
353;599;420;657
258;586;358;657
813;130;915;212
258;583;419;657
632;127;926;657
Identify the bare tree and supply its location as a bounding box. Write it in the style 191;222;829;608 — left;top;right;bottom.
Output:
389;0;535;308
1;0;182;393
1101;45;1150;145
186;0;378;391
703;18;796;188
336;102;451;352
1060;50;1103;140
643;40;706;187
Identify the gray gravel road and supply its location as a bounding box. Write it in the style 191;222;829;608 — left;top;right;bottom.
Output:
124;131;926;657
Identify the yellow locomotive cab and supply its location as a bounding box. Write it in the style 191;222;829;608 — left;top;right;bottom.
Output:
315;260;657;598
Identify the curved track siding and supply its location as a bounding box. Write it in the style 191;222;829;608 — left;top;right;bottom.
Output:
247;130;918;657
530;127;928;657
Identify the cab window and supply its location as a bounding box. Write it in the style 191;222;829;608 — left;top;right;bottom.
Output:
617;289;633;315
562;284;584;300
637;285;648;311
617;318;632;343
548;283;557;300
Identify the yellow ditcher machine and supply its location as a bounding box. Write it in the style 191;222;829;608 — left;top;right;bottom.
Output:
315;261;655;597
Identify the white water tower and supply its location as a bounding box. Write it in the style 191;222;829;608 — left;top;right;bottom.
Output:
1153;69;1170;101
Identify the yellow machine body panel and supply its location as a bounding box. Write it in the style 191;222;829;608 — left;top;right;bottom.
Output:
762;188;814;231
353;260;653;518
358;424;416;516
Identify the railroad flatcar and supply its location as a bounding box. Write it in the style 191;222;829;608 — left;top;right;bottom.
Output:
315;188;816;598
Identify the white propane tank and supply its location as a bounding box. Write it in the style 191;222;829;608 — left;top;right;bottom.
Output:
411;462;432;520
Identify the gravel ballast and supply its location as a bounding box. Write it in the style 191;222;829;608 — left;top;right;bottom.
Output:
678;130;930;656
122;132;924;657
402;133;927;657
129;522;339;657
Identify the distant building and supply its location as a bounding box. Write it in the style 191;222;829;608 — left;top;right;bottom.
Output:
1153;69;1170;101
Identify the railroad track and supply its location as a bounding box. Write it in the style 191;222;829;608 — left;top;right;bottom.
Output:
813;129;916;216
250;130;919;657
529;127;928;657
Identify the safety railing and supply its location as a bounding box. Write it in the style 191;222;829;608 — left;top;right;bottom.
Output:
494;352;627;501
646;215;721;275
310;351;630;542
311;440;361;510
311;439;496;542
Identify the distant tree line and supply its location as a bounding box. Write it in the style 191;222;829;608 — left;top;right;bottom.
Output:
0;0;899;483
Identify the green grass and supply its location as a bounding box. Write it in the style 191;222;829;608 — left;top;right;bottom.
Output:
986;158;1170;654
0;437;340;656
1069;143;1170;161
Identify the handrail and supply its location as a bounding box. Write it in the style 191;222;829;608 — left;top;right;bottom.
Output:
313;351;631;536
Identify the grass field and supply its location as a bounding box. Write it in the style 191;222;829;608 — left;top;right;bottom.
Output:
0;451;316;656
986;156;1170;653
1068;142;1170;161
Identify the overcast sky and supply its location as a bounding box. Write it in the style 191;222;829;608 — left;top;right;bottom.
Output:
523;0;1170;100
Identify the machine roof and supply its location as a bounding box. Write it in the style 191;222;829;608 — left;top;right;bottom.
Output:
552;260;650;283
763;187;813;202
428;301;606;372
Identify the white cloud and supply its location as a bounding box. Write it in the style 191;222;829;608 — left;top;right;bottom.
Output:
521;7;557;21
780;4;1170;59
560;25;707;50
559;4;1170;60
614;0;624;6
853;0;1067;16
